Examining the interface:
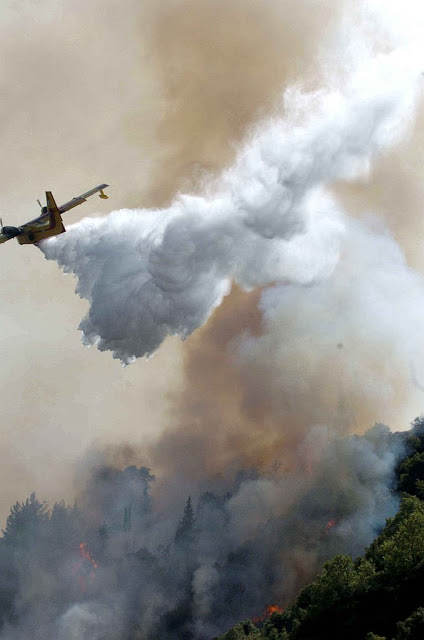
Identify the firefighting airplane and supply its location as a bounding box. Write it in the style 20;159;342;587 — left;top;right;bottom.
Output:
0;183;109;246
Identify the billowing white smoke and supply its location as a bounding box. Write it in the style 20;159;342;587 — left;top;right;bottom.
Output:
40;48;423;364
56;601;125;640
232;215;424;431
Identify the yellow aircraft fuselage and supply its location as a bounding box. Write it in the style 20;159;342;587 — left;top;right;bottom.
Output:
0;184;109;246
16;203;66;244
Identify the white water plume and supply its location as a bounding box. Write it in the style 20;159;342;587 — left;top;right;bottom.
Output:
41;45;423;364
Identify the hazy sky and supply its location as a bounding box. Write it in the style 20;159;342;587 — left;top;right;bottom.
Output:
0;0;183;516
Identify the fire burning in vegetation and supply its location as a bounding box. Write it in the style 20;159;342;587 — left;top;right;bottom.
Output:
326;519;337;532
79;542;99;571
71;542;100;593
253;604;285;624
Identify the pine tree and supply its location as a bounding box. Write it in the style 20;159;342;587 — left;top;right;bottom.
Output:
175;496;195;546
2;493;48;548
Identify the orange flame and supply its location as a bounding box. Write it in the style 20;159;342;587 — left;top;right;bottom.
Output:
326;519;336;531
265;605;284;616
253;604;284;624
71;542;100;593
79;542;99;569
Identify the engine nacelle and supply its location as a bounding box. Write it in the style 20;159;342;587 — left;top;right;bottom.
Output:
2;226;20;238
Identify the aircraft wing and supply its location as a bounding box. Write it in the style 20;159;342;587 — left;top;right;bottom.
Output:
58;183;109;214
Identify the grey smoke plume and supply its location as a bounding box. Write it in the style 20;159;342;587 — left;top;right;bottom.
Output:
0;423;408;640
40;46;423;363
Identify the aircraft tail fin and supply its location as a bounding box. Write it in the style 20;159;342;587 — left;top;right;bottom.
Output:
45;191;59;213
45;192;65;234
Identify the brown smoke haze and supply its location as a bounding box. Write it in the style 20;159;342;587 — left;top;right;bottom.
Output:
149;276;414;507
136;0;345;206
0;0;349;521
334;99;424;270
149;287;267;484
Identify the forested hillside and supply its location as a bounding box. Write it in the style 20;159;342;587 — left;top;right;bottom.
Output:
217;419;424;640
0;420;422;639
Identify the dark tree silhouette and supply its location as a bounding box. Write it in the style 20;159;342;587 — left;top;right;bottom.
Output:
175;496;195;547
2;493;48;548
